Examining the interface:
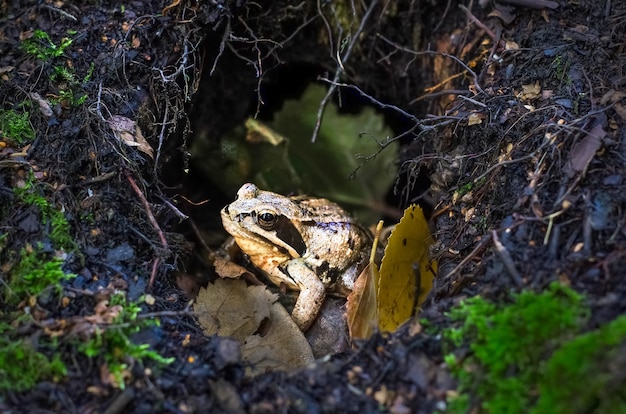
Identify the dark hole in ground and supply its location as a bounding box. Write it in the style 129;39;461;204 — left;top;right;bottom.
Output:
175;58;433;234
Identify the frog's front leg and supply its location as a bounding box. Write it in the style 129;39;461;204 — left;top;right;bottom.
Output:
281;259;325;331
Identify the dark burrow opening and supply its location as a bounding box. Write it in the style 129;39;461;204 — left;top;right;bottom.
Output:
158;45;433;292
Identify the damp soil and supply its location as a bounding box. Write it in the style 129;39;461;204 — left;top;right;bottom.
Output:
1;0;625;412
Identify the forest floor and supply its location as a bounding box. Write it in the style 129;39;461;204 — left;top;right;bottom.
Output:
1;0;625;413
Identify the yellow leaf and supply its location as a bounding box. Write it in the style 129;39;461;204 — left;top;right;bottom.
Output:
377;205;437;332
244;118;286;145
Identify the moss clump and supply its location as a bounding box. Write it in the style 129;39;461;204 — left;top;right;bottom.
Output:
535;314;626;414
443;282;626;413
5;245;74;303
14;178;75;251
0;333;66;393
77;293;174;389
20;29;72;61
0;109;35;145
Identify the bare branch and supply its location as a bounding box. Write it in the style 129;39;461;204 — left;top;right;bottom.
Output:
377;34;485;96
311;0;379;142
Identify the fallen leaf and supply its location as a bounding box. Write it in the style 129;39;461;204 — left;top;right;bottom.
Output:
241;301;314;376
195;278;314;374
505;41;519;50
564;121;605;178
614;103;626;121
467;112;484;125
346;262;379;340
520;81;541;101
377;205;437;332
28;92;53;117
214;256;253;279
346;221;383;340
108;115;154;158
245;118;286;145
599;89;626;106
195;279;274;340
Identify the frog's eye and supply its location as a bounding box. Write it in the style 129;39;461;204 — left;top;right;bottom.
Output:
256;210;278;230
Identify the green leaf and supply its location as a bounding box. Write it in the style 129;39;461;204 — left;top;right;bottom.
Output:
194;84;398;221
263;84;397;220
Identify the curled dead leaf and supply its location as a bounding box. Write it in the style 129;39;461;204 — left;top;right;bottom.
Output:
346;262;379;340
28;92;54;118
108;115;154;159
214;256;253;279
520;81;541;101
564;122;606;178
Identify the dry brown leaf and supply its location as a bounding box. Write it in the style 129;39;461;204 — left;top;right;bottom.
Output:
614;103;626;121
505;41;520;50
346;221;383;341
346;262;379;340
564;122;606;178
599;89;626;106
214;256;253;279
467;112;484;125
196;279;313;374
195;279;274;341
108;115;154;158
241;301;314;376
100;363;130;389
29;92;53;118
520;81;541;100
244;118;286;145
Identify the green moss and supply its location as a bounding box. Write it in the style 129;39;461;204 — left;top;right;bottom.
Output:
444;283;612;413
534;315;626;414
5;246;74;303
4;176;76;303
14;178;75;251
21;29;73;61
0;109;35;145
77;293;174;389
50;65;90;107
0;336;67;392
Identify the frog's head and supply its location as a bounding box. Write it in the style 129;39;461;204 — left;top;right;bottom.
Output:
221;183;307;260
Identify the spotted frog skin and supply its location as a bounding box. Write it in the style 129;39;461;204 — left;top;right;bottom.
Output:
221;183;371;331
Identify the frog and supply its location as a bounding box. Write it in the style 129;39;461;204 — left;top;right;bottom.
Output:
220;183;372;331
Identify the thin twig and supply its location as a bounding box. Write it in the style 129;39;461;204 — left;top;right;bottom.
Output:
40;4;77;21
492;230;523;286
377;34;485;96
149;257;160;289
441;234;492;281
210;17;231;76
125;171;168;250
459;5;504;48
311;0;379;142
318;77;418;123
